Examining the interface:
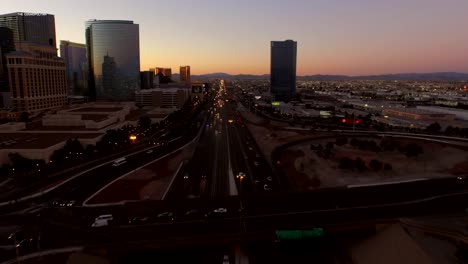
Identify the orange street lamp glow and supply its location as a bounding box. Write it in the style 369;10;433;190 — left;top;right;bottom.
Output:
130;135;137;141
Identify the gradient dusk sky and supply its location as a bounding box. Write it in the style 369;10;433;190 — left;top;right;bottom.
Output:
3;0;468;75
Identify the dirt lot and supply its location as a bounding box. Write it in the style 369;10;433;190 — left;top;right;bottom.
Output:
282;137;468;191
85;147;192;204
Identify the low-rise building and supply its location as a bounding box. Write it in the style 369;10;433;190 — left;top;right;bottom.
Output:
417;106;468;121
383;108;455;121
135;88;190;109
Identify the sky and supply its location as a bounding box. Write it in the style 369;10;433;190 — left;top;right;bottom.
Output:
2;0;468;75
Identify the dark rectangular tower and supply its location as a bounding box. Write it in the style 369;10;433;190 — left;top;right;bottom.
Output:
270;40;297;102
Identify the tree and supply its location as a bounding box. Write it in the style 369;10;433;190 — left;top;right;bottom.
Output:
350;138;359;147
19;112;30;123
369;159;383;171
335;137;348;146
339;157;354;170
384;163;393;171
316;144;324;151
138;115;152;130
445;126;454;136
426;122;441;133
310;144;317;150
325;142;334;150
405;143;423;157
355;157;367;171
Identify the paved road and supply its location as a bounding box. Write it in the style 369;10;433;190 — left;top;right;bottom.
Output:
0;107;208;216
166;81;276;201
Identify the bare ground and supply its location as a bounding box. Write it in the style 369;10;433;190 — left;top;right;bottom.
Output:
283;137;468;190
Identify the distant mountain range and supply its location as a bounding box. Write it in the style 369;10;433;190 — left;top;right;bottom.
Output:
172;72;468;81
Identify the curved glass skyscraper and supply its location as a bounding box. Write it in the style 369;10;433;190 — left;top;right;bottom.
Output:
86;20;140;101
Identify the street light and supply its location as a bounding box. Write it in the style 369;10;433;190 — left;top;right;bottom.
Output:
129;135;137;142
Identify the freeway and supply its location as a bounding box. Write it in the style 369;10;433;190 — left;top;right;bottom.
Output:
0;106;208;216
28;178;468;253
165;80;276;201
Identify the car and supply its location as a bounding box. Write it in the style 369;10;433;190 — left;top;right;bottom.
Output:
205;208;228;218
183;174;189;179
66;200;76;207
8;230;25;242
248;147;253;151
263;184;271;191
214;208;227;213
201;174;207;179
255;153;260;158
157;211;175;221
128;216;149;225
92;220;109;228
112;158;127;167
185;209;200;219
253;161;259;166
223;255;230;264
92;214;113;227
15;238;34;249
266;176;273;182
146;149;153;154
254;180;260;186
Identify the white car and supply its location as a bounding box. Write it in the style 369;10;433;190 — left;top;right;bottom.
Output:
146;149;153;154
263;184;271;191
253;161;259;166
214;208;227;213
92;214;113;227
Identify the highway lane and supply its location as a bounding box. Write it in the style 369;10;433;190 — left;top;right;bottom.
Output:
0;109;207;215
165;112;213;200
33;180;468;250
166;83;235;199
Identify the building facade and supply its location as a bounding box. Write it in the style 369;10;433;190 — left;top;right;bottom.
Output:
140;71;154;89
0;27;15;99
135;88;189;108
0;12;56;48
151;67;172;78
5;42;67;113
179;65;190;83
59;40;87;96
86;20;140;101
270;40;297;102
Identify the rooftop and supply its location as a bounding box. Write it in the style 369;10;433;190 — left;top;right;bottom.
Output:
0;133;102;150
68;107;123;113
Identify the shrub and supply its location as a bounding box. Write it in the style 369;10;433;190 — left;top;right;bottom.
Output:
369;159;383;171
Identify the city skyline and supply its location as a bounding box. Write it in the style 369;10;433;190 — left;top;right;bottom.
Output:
2;0;468;76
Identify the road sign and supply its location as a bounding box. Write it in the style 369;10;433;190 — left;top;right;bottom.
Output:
276;229;324;240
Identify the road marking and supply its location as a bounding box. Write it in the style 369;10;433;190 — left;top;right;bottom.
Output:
226;123;238;196
1;246;83;264
0;144;162;208
161;161;184;200
83;114;207;207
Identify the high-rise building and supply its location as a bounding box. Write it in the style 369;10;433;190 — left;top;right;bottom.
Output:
180;65;191;84
140;71;154;89
86;20;140;101
0;27;15;96
0;12;56;48
60;40;87;96
270;40;297;102
151;67;172;78
5;42;67;113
